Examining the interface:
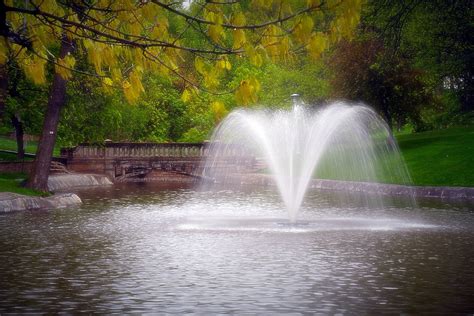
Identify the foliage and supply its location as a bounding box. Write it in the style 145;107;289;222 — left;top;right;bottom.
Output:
0;172;47;196
364;0;473;115
58;71;215;145
2;0;364;106
329;35;432;130
258;59;330;107
2;62;47;135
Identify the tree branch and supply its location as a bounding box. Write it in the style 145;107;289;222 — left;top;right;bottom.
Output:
151;0;325;30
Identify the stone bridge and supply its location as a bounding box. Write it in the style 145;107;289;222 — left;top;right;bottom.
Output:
61;142;255;182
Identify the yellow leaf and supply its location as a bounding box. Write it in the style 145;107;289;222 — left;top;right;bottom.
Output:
217;59;226;69
281;1;293;15
225;60;232;70
216;57;231;71
279;36;290;60
130;70;145;93
21;54;47;85
55;54;76;80
0;38;8;64
211;101;228;122
208;24;225;43
245;44;264;67
102;77;113;93
235;78;260;106
181;89;192;103
232;12;246;27
307;32;328;59
195;57;206;75
122;80;131;90
203;70;219;89
122;69;144;104
249;77;261;93
251;0;273;9
233;29;246;49
103;77;113;86
294;15;314;44
307;0;320;7
122;80;137;104
206;10;225;43
111;68;122;82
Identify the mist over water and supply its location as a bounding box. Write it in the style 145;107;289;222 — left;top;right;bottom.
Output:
202;101;413;221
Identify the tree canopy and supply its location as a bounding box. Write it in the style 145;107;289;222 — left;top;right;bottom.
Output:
0;0;365;191
1;0;363;105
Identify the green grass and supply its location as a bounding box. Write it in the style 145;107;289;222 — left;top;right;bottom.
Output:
0;136;60;158
0;136;40;154
0;136;56;196
313;126;474;187
396;127;474;187
0;173;48;197
0;152;34;161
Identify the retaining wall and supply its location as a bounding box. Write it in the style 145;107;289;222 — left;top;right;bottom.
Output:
222;174;474;200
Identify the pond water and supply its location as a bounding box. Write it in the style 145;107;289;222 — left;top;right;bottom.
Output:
1;183;473;314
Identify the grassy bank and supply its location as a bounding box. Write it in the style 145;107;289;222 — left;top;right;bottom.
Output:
0;136;60;158
0;137;39;154
0;173;47;197
314;126;474;187
396;127;474;187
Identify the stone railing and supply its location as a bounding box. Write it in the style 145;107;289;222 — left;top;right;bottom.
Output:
61;142;205;159
61;142;251;159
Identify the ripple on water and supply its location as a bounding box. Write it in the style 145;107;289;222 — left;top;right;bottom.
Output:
174;216;437;233
0;186;473;314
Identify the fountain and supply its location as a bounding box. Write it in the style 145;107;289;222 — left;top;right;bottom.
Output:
3;99;473;314
202;99;412;222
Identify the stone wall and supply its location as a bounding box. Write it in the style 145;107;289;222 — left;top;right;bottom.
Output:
48;174;112;192
0;192;82;212
221;173;474;200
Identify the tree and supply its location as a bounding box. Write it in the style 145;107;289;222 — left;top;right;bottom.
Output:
4;61;47;159
329;36;431;130
365;0;473;113
1;0;364;191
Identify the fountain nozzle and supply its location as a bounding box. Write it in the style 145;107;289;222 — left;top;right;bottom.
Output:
290;94;301;106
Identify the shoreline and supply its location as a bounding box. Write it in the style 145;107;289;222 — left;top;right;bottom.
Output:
214;173;474;200
0;174;112;213
0;192;82;212
2;172;473;213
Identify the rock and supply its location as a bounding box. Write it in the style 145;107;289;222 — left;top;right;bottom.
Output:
0;192;82;212
47;174;112;192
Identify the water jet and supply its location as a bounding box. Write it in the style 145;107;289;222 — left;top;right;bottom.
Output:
202;100;412;222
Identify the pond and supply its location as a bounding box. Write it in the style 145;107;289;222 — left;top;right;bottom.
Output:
1;183;473;314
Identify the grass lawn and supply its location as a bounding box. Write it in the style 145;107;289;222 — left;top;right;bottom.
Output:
0;173;47;197
0;136;40;154
396;127;474;187
0;136;61;157
0;152;34;161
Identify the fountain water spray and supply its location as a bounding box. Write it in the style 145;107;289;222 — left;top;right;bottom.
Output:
202;99;412;222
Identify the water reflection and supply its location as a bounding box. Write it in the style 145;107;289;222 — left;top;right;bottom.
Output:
0;183;473;313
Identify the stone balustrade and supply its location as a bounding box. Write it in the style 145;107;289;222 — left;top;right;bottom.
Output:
62;142;205;159
61;142;251;159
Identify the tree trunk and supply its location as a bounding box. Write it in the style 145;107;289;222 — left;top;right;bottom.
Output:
0;0;8;122
460;72;472;112
0;63;7;123
10;114;24;159
26;36;73;191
